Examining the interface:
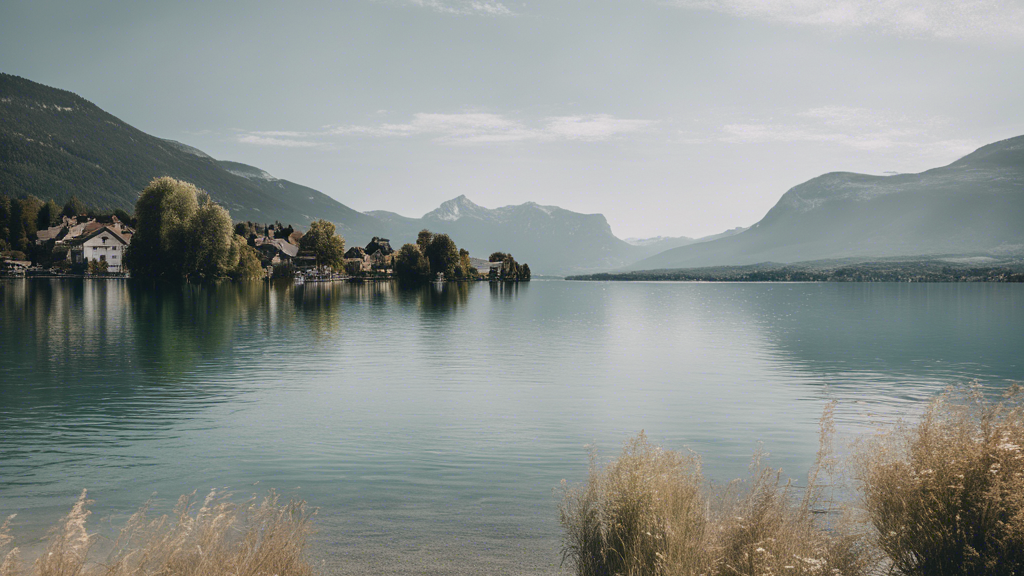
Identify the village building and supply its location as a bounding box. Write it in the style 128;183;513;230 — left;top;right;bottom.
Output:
70;224;132;273
364;237;394;256
255;237;299;264
1;259;31;276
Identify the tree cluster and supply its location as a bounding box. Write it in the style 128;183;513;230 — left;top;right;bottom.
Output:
298;219;346;270
123;177;264;281
1;192;134;267
488;253;530;281
394;229;481;283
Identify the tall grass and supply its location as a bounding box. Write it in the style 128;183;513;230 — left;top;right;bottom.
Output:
857;386;1024;576
0;489;316;576
561;388;1024;576
558;408;868;576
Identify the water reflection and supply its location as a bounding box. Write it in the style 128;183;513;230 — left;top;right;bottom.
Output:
2;279;1022;575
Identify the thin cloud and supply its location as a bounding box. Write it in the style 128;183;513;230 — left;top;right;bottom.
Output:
665;0;1024;42
719;106;978;156
401;0;514;16
238;112;656;147
237;134;325;148
544;115;656;141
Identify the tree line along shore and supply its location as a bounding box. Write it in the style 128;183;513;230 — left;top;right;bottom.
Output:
567;259;1024;283
1;177;530;283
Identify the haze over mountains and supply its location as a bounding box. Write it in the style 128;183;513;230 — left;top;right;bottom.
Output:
0;72;732;274
625;136;1024;271
2;72;1022;275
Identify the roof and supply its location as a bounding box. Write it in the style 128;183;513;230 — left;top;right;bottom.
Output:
364;237;394;256
36;225;65;242
256;237;299;258
77;225;131;246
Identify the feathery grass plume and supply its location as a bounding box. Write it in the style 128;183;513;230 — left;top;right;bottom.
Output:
35;489;94;576
1;513;21;576
1;489;315;576
559;432;712;576
715;402;869;576
559;411;870;576
857;384;1024;576
100;489;316;576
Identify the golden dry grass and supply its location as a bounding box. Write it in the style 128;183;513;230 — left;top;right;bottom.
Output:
558;406;871;576
0;489;316;576
857;385;1024;576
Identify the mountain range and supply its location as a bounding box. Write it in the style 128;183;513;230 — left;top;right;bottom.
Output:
3;72;1022;275
0;72;731;274
625;136;1024;271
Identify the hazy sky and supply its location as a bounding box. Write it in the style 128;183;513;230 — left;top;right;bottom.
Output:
2;0;1023;238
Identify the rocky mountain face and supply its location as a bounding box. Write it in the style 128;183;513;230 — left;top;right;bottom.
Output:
369;195;643;274
626;136;1024;271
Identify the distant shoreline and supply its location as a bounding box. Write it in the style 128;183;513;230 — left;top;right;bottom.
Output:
566;258;1024;283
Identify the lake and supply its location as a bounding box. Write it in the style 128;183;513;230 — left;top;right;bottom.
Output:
1;279;1022;574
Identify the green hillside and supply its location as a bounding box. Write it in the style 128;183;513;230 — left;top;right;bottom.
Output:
0;73;382;240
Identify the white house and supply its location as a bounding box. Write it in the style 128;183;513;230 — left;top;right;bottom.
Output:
74;226;131;273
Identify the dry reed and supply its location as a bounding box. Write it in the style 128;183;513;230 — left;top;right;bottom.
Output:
559;407;869;576
0;489;316;576
857;385;1024;576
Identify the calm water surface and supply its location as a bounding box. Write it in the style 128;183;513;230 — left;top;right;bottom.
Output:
1;279;1022;574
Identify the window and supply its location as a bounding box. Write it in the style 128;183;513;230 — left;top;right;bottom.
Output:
100;255;106;262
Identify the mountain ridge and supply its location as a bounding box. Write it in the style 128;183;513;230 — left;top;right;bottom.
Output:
1;72;695;273
625;135;1024;271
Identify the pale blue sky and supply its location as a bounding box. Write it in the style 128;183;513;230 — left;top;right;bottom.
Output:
2;0;1023;237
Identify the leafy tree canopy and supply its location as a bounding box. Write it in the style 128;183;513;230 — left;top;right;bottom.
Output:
299;219;346;271
425;233;459;279
417;229;433;253
394;243;431;283
61;196;88;218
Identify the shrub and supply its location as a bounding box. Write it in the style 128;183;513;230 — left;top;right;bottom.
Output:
560;412;869;576
0;489;316;576
87;260;108;275
559;433;710;576
858;386;1024;576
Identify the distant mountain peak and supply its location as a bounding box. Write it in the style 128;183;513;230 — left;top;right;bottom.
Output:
424;195;489;222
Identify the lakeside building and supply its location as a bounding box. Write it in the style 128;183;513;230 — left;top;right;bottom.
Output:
255;236;299;265
68;222;134;273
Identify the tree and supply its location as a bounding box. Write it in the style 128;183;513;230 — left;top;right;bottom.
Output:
183;194;235;279
458;249;472;277
275;224;295;240
228;235;265;280
61;196;87;218
394;243;430;283
0;194;11;248
522;263;531;281
113;208;134;227
299;219;345;270
8;197;42;253
125;177;200;279
425;234;459;279
417;229;433;253
37;199;60;230
489;252;510;262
